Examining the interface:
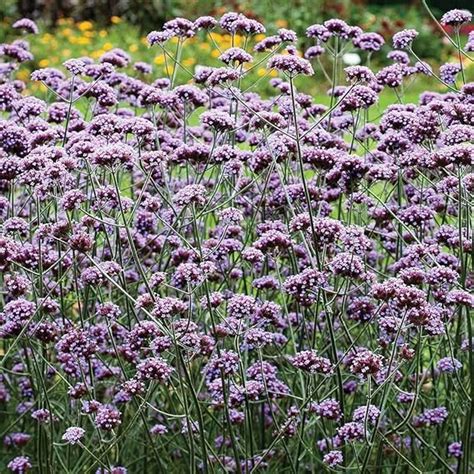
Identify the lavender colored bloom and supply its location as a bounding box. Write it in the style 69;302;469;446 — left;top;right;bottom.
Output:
267;54;314;76
352;404;380;425
323;450;343;467
337;422;366;443
387;50;410;65
304;45;325;58
150;423;168;435
376;64;404;88
134;61;152;74
329;252;366;278
95;406;122;431
353;32;385;52
7;456;32;473
311;398;342;420
340;85;378;110
344;66;376;83
446;289;474;307
136;357;173;382
284;268;327;306
12;19;38;34
440;9;472;26
3;432;31;448
163;18;195;38
147;30;172;45
96;467;127;474
63;58;86;75
201;110;235;131
413;407;448;427
194;16;217;30
219;47;253;65
91;143;136;167
0;43;33;63
392;29;418;49
447;441;463;458
306;24;331;42
436;357;462;374
173;184;207;207
440;63;461;85
290;350;333;374
206;67;240;86
62;426;85;444
324;19;351;39
465;31;474;51
350;350;384;377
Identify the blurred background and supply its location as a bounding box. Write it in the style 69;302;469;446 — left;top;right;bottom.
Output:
2;0;471;26
3;0;472;34
0;0;472;99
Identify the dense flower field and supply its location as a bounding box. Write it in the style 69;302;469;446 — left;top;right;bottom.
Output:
0;7;473;474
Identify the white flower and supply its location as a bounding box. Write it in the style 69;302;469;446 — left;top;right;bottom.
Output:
342;53;361;66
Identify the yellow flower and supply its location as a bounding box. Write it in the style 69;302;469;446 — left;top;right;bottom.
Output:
31;83;47;93
39;59;50;67
45;38;58;49
182;57;196;67
41;33;53;44
99;30;107;38
61;28;73;37
211;49;220;58
129;44;139;53
257;67;267;77
154;55;166;65
77;36;91;45
62;48;72;57
199;43;211;51
233;35;243;46
255;34;266;42
57;18;74;26
91;50;105;59
111;16;122;24
16;69;29;81
78;21;93;31
275;19;288;28
209;32;221;42
103;42;113;51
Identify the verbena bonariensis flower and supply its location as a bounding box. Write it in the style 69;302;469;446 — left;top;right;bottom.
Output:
323;450;343;467
12;19;38;34
290;350;333;374
7;456;32;473
267;54;314;76
353;32;385;52
439;63;462;85
392;29;418;50
62;426;85;445
0;9;472;474
440;9;472;26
